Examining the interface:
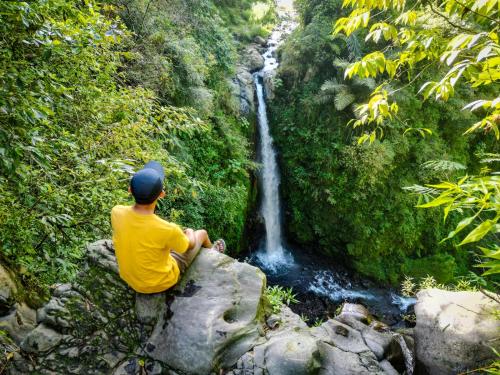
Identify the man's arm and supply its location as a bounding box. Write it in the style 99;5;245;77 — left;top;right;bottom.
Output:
183;228;196;250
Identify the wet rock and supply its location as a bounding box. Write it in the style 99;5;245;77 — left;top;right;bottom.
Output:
337;303;370;323
263;71;277;100
146;249;266;374
0;302;36;344
415;288;500;375
21;323;62;353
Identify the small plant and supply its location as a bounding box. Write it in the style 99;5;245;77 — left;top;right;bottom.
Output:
401;276;416;297
313;318;324;327
265;285;298;314
300;313;310;323
402;314;416;324
418;275;446;291
334;304;343;316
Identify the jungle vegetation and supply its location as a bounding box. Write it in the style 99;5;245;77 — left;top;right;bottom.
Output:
270;0;499;285
0;0;274;301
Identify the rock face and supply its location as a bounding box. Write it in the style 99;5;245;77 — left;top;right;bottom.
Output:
414;288;500;375
229;66;256;116
3;240;416;375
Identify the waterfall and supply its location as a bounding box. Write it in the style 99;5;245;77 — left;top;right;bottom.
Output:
254;0;297;271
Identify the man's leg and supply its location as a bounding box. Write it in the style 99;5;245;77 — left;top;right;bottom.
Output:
171;229;211;273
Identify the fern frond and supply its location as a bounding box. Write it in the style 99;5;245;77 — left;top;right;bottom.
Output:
347;33;362;61
320;79;347;94
334;91;356;111
421;160;467;172
333;58;350;70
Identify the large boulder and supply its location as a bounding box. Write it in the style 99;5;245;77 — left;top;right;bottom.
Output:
145;249;266;374
7;240;267;375
414;288;500;374
241;45;264;72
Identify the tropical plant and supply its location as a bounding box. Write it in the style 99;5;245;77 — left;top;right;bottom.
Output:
265;285;299;313
333;0;500;278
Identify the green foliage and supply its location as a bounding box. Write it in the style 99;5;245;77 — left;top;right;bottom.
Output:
0;0;259;293
269;0;492;284
264;285;298;313
332;0;500;281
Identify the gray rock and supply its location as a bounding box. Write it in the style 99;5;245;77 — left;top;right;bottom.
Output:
263;71;277;100
317;341;384;375
0;263;17;308
135;292;164;325
337;303;370;323
361;325;394;361
270;305;307;333
242;46;264;72
21;323;62;353
103;351;127;368
37;296;71;329
254;36;267;47
378;359;400;375
58;346;79;358
0;302;36;344
262;329;321;375
87;239;118;273
146;249;266;374
415;288;500;375
312;319;370;354
266;314;281;329
113;358;140;375
236;67;256;115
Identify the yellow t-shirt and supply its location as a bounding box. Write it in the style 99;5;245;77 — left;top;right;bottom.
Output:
111;205;189;293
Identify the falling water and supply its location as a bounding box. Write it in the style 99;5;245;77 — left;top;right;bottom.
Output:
249;1;417;321
254;1;297;271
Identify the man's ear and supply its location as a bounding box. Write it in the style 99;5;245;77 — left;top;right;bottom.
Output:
159;190;166;199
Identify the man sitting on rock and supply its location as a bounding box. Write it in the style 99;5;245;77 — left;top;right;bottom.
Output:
111;161;225;294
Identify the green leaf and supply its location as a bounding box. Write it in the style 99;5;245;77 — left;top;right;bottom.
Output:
460;219;496;245
441;215;476;242
417;194;454;208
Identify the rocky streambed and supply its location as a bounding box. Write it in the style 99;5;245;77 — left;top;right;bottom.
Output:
0;240;498;375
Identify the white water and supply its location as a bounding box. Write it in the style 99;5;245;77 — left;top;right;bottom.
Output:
254;1;297;271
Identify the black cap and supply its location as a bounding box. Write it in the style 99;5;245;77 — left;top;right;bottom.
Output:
130;161;165;204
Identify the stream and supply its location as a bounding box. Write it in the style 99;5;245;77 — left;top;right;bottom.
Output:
247;0;416;327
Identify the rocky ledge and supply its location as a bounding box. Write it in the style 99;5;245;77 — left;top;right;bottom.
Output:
1;241;499;374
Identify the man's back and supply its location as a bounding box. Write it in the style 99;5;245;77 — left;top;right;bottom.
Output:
111;205;189;293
